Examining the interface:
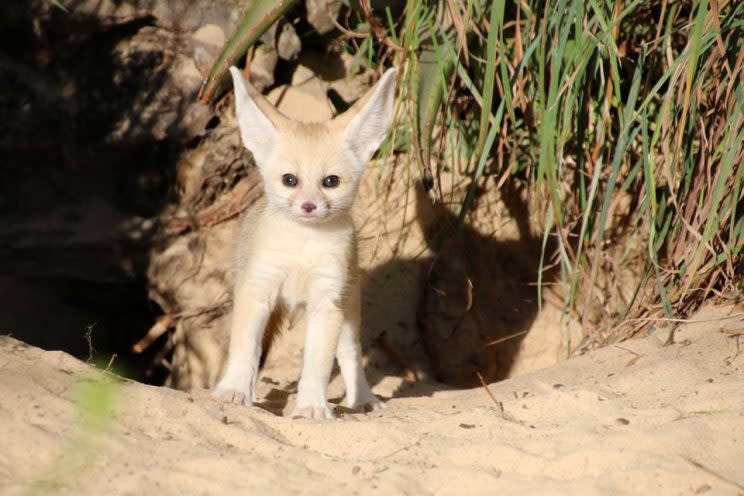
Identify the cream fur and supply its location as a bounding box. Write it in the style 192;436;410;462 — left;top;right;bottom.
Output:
213;66;398;419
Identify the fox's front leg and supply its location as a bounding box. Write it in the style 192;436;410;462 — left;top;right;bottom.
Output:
291;297;344;419
213;278;276;405
336;281;385;411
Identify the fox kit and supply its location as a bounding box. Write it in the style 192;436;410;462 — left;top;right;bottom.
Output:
213;66;397;419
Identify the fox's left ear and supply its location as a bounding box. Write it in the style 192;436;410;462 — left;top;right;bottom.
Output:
335;67;398;168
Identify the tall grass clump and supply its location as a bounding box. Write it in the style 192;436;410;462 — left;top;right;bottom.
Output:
350;0;744;344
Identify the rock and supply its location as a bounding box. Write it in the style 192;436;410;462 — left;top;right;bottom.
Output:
69;0;242;33
267;84;334;122
267;64;334;122
276;22;301;61
290;63;317;85
192;23;226;46
296;50;374;107
305;0;341;35
192;24;226;76
250;44;279;92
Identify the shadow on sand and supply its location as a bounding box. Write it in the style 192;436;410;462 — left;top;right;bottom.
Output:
362;180;555;396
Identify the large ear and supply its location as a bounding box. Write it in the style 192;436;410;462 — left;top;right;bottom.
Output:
229;66;288;165
335;67;398;167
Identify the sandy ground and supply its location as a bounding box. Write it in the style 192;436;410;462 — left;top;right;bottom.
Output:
1;304;743;495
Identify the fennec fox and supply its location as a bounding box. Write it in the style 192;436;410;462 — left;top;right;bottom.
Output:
213;66;397;419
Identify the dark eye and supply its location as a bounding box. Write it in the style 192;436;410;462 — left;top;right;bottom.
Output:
322;175;340;188
282;174;298;187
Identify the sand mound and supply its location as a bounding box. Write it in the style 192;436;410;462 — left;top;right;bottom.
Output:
2;304;743;495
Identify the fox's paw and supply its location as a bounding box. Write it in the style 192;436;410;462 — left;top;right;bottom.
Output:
213;388;251;406
348;395;386;413
361;396;386;413
213;378;256;406
290;402;335;420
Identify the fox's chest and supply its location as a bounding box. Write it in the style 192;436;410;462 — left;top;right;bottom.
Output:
277;254;350;308
280;267;311;307
260;234;351;306
241;214;355;307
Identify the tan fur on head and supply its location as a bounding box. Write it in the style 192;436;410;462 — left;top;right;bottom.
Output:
229;66;398;224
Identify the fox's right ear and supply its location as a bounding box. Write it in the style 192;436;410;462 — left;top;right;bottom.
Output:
229;66;286;165
332;67;397;172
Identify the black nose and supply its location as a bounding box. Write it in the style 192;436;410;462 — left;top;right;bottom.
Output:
301;202;317;213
